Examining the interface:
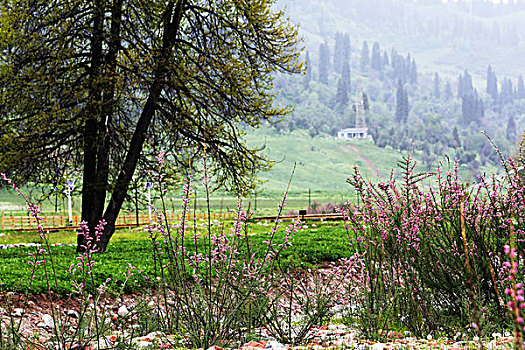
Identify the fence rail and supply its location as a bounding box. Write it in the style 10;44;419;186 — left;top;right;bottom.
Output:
0;212;235;231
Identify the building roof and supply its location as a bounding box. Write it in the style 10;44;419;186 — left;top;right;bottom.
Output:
338;127;368;133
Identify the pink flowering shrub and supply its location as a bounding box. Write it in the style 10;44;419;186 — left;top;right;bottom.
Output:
343;155;524;339
144;156;315;347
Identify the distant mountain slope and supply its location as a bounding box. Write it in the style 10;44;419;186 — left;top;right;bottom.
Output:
279;0;525;78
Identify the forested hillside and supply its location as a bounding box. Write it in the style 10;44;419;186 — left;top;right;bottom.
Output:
269;0;525;173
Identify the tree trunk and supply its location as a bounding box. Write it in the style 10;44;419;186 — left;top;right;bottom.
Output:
78;0;106;251
91;0;186;253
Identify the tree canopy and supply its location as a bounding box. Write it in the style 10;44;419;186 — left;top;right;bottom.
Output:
0;0;303;251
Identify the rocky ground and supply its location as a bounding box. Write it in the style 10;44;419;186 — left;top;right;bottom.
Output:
0;292;516;350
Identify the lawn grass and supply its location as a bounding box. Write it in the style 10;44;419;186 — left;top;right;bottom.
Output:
0;222;351;295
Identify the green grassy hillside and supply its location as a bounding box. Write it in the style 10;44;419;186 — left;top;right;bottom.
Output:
245;126;500;194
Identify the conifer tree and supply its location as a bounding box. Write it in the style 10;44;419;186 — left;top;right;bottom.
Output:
458;70;473;98
444;81;453;101
342;33;351;66
333;32;343;74
486;65;498;102
318;42;330;84
433;72;440;99
335;78;348;113
500;77;514;107
409;58;418;84
371;42;382;71
395;79;409;123
383;51;390;67
341;61;352;92
304;50;312;90
362;92;370;112
458;74;464;98
333;32;350;74
391;47;397;67
360;41;370;71
507;115;517;142
394;55;406;82
518;76;525;99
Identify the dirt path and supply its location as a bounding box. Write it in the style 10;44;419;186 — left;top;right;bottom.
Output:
341;145;381;178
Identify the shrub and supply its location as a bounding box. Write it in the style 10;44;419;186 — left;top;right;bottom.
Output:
343;155;524;339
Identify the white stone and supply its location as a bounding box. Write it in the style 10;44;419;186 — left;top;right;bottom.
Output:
136;341;153;348
117;305;128;317
267;340;285;349
67;310;79;318
42;314;55;328
11;308;24;317
371;343;386;350
145;331;164;339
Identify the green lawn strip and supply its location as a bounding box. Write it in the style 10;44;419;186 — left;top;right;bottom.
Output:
0;224;352;295
0;226;150;245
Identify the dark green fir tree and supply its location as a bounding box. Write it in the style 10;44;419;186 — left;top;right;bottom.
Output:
360;41;370;71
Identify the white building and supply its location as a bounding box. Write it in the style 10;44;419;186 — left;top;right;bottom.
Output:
337;127;368;140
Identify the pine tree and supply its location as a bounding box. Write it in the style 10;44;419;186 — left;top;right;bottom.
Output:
396;79;404;122
458;70;473;98
362;92;370;112
360;41;370;71
500;77;514;107
433;72;440;99
463;70;473;96
409;58;417;84
342;33;351;70
461;94;473;125
371;42;382;71
333;32;343;74
335;78;348;113
507;115;517;142
304;50;312;90
458;74;464;98
341;61;351;92
402;85;410;121
395;79;409;123
333;32;350;74
518;76;525;99
382;51;390;67
444;81;453;101
461;89;483;125
318;42;329;84
394;55;406;82
486;65;498;102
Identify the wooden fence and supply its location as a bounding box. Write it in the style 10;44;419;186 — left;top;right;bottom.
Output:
0;212;235;231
